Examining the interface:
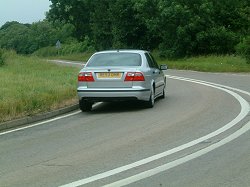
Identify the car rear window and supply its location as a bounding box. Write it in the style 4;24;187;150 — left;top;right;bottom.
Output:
86;52;142;67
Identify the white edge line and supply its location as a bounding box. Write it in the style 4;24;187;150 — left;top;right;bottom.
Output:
104;120;250;187
166;75;250;97
0;111;81;136
103;76;250;186
58;76;250;187
49;60;84;66
0;103;101;136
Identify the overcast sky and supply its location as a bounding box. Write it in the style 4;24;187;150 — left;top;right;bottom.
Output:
0;0;51;26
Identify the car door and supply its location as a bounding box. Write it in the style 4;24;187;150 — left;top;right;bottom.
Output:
148;53;165;96
145;52;162;96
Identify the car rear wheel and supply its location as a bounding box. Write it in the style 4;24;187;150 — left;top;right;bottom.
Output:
160;79;166;99
159;88;165;99
79;99;92;112
145;89;155;108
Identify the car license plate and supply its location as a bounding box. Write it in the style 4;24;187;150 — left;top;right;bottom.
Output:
97;72;122;79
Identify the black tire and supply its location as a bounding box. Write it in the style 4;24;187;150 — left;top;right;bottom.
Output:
79;99;92;112
159;88;165;99
145;90;155;108
160;78;166;99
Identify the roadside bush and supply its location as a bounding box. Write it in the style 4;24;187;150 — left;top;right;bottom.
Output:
60;37;94;55
196;27;238;55
236;36;250;64
32;46;58;57
33;37;95;57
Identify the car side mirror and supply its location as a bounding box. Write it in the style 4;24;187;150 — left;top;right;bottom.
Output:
160;64;168;70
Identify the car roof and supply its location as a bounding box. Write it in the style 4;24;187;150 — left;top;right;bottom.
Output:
94;49;148;55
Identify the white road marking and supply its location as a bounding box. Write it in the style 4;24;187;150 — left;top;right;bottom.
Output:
172;70;250;77
104;120;250;187
0;111;81;136
58;76;250;187
167;75;250;96
49;60;84;66
0;103;101;136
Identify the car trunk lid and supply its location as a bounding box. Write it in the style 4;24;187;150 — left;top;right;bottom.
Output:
85;67;139;88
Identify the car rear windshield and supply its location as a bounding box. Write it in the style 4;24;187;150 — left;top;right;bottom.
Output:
86;52;142;67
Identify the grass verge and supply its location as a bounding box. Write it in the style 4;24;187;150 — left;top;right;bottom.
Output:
0;52;79;123
156;55;250;72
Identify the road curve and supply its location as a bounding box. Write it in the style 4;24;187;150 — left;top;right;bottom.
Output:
0;68;249;187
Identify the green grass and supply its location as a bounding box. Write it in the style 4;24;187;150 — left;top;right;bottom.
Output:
156;55;250;72
0;52;79;122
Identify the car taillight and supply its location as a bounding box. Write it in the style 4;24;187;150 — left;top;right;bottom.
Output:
124;72;145;81
78;72;95;82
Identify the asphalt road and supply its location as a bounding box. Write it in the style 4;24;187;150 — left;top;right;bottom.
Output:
0;69;249;187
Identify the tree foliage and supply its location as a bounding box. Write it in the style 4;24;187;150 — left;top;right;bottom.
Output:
0;21;75;54
46;0;249;58
236;36;250;63
0;0;249;58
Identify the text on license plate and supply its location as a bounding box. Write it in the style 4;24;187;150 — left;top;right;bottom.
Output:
97;72;122;78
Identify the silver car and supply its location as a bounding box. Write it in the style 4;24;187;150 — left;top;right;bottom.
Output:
77;50;167;111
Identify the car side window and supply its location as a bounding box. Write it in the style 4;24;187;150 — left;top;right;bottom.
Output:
149;53;159;69
145;53;155;68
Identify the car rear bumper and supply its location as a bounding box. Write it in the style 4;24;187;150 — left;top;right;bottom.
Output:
77;86;150;102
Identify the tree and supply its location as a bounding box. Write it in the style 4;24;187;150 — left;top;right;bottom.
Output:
47;0;92;40
236;36;250;63
109;0;147;49
0;22;33;54
0;21;76;54
89;0;113;50
47;0;249;57
133;0;162;50
1;0;247;56
155;0;249;57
